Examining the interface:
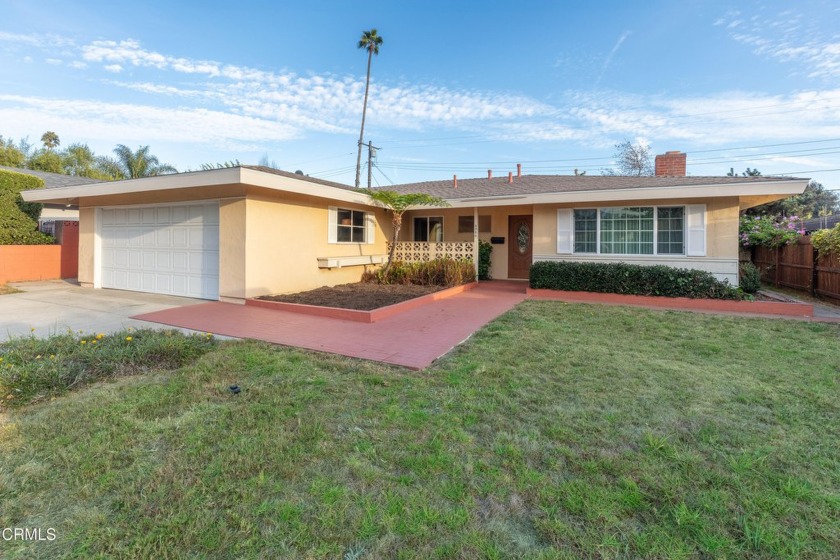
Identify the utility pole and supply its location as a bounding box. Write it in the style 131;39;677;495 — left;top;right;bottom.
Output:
367;141;379;189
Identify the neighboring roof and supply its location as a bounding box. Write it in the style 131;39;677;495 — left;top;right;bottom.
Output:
0;165;104;188
383;174;810;201
241;165;357;192
803;214;840;233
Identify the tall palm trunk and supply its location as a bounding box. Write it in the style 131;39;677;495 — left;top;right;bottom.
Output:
354;48;373;189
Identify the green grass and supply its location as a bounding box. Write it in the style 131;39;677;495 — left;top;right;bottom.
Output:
1;302;838;558
0;328;216;407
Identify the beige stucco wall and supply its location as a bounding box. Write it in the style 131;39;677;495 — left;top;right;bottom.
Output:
78;207;95;286
406;197;741;283
404;205;534;280
241;193;390;298
531;197;741;284
219;198;247;300
75;187;390;299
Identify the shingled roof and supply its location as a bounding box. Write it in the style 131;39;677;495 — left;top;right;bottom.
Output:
380;174;808;200
0;165;104;189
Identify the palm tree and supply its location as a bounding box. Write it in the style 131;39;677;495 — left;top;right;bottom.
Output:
40;131;60;150
111;144;177;179
355;29;383;189
362;189;448;272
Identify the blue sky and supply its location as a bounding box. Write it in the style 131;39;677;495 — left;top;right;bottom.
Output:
1;0;839;188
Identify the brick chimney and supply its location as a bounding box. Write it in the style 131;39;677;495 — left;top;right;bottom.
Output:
655;151;686;177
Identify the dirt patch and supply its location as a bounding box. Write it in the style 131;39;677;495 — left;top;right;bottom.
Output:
257;282;444;311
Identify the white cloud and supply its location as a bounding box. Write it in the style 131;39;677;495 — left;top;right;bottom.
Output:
722;9;840;79
45;58;62;65
0;94;299;148
104;64;123;73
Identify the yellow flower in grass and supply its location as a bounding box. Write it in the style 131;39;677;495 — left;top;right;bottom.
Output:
126;336;133;342
80;340;87;345
50;355;55;360
91;340;97;345
30;327;35;333
96;333;105;340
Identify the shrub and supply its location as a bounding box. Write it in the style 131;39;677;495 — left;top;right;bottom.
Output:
0;169;53;245
478;240;493;280
739;215;804;248
739;262;762;294
363;258;476;287
529;261;741;300
0;328;216;408
811;224;840;258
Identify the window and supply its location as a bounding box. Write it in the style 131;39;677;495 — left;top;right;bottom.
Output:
571;206;685;255
413;216;443;242
336;208;367;243
600;207;654;255
573;209;597;253
657;207;685;254
458;215;491;233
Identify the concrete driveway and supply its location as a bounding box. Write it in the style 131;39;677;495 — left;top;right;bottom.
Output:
0;280;211;341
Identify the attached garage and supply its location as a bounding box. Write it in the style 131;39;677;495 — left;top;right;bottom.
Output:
99;202;219;300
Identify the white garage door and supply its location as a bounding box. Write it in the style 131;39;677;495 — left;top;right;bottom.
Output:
100;203;220;300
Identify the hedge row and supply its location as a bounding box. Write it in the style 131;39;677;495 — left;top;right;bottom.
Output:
529;260;741;300
0;169;53;245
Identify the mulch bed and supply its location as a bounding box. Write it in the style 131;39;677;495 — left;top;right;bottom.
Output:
257;282;444;311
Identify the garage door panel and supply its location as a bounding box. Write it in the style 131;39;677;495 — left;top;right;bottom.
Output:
101;204;219;299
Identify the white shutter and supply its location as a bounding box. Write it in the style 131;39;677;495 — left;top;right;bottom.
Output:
557;209;573;254
685;204;706;256
366;212;376;244
328;206;337;244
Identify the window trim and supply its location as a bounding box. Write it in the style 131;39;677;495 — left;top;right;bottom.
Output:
412;215;445;242
329;206;371;245
571;205;686;256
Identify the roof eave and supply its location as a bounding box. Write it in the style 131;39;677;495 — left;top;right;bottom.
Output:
435;179;809;208
20;167;376;207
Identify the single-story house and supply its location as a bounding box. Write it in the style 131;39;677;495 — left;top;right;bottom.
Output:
20;151;808;301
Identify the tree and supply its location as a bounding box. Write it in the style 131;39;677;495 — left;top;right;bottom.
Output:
602;140;653;176
354;29;384;189
111;144;177;179
361;189;447;272
200;160;240;170
727;167;762;177
62;143;117;180
27;149;63;173
40;131;60;150
746;180;840;219
0;136;25;167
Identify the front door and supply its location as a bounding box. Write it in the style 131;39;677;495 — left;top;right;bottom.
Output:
507;215;533;279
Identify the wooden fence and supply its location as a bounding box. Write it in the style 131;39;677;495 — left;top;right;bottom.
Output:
752;237;840;302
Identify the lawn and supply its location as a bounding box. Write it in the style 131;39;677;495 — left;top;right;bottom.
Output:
1;302;838;558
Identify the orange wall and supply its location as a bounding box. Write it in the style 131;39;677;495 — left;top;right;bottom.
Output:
0;245;61;283
0;223;79;283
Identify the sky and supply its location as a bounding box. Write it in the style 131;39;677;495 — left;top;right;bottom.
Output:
1;0;839;188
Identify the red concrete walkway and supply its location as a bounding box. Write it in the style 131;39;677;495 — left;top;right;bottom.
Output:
132;281;527;370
